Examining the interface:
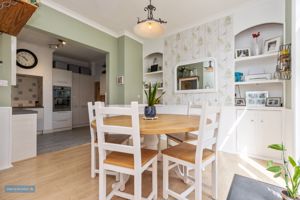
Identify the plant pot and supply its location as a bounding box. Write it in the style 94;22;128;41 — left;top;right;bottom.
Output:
144;106;156;118
281;190;300;200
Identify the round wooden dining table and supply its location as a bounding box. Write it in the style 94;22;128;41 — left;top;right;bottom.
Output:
91;114;200;135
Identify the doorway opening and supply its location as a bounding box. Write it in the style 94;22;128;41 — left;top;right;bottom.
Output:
15;27;107;154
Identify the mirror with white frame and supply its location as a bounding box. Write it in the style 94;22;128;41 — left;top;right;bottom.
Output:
175;58;217;93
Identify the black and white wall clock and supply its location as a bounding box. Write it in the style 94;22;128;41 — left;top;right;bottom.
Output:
16;49;38;69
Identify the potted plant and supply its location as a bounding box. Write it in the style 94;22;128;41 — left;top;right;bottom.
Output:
144;83;165;118
267;144;300;200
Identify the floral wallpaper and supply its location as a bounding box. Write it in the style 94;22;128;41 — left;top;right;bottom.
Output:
163;16;234;106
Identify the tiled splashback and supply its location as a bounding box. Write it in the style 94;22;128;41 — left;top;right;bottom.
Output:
12;75;43;107
163;16;234;106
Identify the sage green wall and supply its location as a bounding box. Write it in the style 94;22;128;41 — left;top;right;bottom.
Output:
118;36;143;104
0;34;13;107
0;5;143;105
117;37;125;103
27;5;123;104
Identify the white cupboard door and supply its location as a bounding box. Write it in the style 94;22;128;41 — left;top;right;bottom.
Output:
72;73;80;126
53;69;72;87
79;75;93;126
236;110;257;155
256;111;282;160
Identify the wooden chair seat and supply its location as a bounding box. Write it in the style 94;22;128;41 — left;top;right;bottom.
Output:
94;134;130;144
166;132;198;143
104;149;158;169
162;142;214;164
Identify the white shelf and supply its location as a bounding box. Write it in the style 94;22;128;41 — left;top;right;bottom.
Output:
235;106;285;111
235;53;277;63
144;71;163;76
235;79;285;86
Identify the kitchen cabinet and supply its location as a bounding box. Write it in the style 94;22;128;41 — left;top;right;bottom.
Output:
72;73;94;127
236;109;282;160
53;111;72;131
12;113;37;162
24;108;44;134
53;68;72;87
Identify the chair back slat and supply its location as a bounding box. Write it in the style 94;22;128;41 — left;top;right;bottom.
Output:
100;126;134;135
195;103;221;165
95;102;142;170
98;107;135;116
103;143;134;154
202;137;217;149
187;102;203;116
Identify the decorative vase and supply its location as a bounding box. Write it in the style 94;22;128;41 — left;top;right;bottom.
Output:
144;106;156;118
281;190;300;200
253;39;260;56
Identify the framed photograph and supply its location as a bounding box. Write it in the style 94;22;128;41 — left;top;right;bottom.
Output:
264;36;281;54
246;91;269;107
235;48;251;58
266;97;282;107
235;98;246;106
117;75;124;85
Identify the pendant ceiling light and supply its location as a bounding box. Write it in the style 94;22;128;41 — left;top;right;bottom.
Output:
134;0;167;39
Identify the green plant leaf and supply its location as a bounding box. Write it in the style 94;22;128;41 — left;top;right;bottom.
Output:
144;90;149;102
155;91;165;104
274;172;282;178
293;166;300;183
268;144;286;151
267;160;273;168
267;166;282;173
151;83;157;105
148;83;152;106
289;156;297;167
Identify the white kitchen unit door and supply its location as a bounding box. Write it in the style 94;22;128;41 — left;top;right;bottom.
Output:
12;114;37;162
24;108;44;134
53;68;72;87
72;73;94;127
53;111;72;131
237;110;282;160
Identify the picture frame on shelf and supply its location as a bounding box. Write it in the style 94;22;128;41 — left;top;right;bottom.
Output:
266;97;282;107
264;36;281;54
235;98;246;106
235;48;251;58
246;91;269;107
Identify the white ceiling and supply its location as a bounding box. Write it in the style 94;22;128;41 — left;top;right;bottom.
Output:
43;0;255;40
18;27;106;62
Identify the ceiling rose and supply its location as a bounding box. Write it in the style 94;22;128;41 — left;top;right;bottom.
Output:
134;0;167;39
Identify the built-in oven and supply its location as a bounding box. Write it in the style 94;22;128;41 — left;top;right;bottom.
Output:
53;86;71;112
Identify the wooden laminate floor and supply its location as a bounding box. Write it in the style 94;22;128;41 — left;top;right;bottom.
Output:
0;144;285;200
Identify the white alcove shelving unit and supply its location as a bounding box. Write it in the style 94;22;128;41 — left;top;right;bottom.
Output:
234;23;291;109
143;52;164;104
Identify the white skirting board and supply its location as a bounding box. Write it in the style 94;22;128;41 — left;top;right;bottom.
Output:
0;107;12;170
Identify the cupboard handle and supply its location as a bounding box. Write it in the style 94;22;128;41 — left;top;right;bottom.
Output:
260;120;264;123
251;119;254;122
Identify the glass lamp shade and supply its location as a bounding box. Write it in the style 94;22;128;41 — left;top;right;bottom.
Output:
134;20;165;38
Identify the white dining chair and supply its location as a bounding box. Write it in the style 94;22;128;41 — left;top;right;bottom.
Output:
166;102;202;183
166;102;201;146
95;101;158;200
87;102;130;179
162;103;221;200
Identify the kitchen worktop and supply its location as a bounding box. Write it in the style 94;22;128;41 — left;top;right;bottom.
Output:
12;108;38;115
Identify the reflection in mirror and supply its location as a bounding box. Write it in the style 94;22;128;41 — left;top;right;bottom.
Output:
176;58;216;93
